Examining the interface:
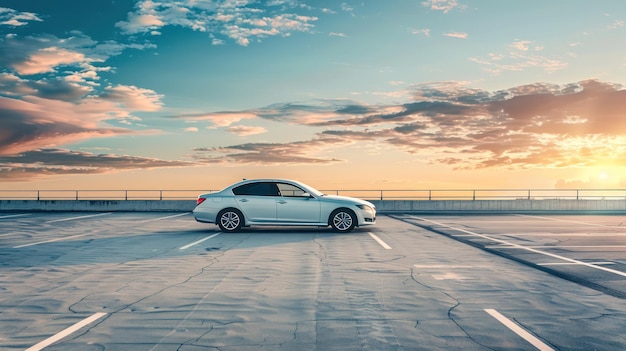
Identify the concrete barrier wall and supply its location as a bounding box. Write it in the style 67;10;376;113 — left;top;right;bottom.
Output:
370;199;626;213
1;199;625;213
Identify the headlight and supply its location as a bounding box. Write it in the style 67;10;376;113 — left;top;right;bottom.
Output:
356;204;373;212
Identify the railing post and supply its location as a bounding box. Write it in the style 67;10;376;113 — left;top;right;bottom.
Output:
528;190;530;200
125;190;128;201
380;190;383;201
75;190;78;201
576;189;579;200
473;190;476;201
429;190;432;201
160;190;163;200
37;190;40;201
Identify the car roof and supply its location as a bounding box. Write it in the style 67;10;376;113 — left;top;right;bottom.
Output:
231;178;305;186
238;178;298;183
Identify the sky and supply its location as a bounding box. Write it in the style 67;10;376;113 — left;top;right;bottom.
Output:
1;0;625;192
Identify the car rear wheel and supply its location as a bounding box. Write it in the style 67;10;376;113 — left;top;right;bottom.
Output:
330;209;356;232
218;209;243;232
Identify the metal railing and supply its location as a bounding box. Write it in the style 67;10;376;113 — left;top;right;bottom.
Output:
325;189;626;201
0;189;625;201
0;190;214;201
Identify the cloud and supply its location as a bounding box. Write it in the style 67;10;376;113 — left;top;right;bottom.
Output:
116;13;165;34
0;7;43;26
394;80;626;168
422;0;465;13
100;85;163;111
5;75;625;178
410;28;430;37
226;125;268;136
0;148;193;181
12;47;86;75
175;99;386;127
608;20;624;30
0;83;163;155
116;0;319;46
340;3;355;16
0;29;165;157
0;32;156;101
187;79;626;170
470;39;567;73
192;136;349;165
0;32;142;81
177;111;258;127
511;40;532;51
443;32;468;39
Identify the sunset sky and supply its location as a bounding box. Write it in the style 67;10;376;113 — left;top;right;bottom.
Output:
1;0;625;192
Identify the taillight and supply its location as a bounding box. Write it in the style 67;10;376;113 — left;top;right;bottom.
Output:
196;197;207;206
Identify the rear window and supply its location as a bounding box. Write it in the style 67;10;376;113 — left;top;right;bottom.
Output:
232;182;280;196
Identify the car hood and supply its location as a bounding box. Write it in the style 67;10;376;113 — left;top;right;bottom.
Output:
321;194;375;208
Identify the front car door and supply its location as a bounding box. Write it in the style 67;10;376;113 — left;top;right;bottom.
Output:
275;182;321;223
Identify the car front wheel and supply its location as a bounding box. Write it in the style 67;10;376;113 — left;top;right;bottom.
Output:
330;209;356;232
217;208;243;232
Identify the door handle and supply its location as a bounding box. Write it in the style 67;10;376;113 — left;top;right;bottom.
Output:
239;199;249;202
277;200;287;204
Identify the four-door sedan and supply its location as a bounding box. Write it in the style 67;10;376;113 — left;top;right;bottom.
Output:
193;179;376;233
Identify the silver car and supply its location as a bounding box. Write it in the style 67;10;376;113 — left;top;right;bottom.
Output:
193;179;376;233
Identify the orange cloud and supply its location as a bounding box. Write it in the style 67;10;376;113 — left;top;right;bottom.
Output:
189;79;626;170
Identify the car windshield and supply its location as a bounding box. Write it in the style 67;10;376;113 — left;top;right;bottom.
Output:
301;183;325;197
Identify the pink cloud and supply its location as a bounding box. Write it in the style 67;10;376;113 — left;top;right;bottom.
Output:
180;111;258;127
226;125;268;136
100;85;163;111
0;83;164;155
13;47;87;75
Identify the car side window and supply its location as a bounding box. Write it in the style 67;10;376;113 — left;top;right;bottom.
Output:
277;183;309;197
232;182;280;196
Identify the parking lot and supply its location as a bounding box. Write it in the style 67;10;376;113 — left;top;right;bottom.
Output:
1;212;626;350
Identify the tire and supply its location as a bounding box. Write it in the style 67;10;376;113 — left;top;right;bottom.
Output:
217;208;243;232
330;208;356;232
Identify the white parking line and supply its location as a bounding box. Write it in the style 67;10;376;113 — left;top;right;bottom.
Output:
14;233;95;248
368;232;391;249
516;214;626;229
538;261;614;266
471;233;626;237
25;312;107;351
0;213;31;219
180;233;220;250
489;245;626;249
46;212;111;223
140;212;190;223
485;309;554;351
415;217;626;278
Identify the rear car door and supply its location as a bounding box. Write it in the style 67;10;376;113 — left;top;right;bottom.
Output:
232;182;279;222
